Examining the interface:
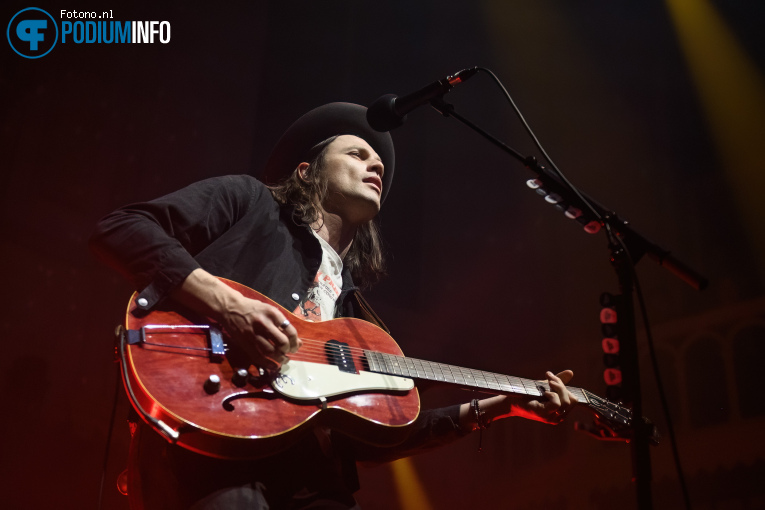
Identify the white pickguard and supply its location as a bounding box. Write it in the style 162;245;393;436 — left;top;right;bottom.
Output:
272;360;414;401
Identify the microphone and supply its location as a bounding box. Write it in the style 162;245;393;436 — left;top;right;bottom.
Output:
367;67;479;131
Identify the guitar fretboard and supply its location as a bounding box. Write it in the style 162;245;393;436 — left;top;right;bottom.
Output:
364;350;588;402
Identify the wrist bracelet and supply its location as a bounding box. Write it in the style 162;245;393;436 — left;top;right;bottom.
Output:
471;398;490;452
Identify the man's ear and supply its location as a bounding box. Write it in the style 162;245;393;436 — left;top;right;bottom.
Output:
297;162;311;182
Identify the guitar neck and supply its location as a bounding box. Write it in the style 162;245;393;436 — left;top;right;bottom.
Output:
364;350;589;403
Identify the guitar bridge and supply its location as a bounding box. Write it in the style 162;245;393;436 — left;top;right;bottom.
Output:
126;324;226;362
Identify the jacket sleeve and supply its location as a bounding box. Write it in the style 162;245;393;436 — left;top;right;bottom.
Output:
89;175;264;309
341;404;469;464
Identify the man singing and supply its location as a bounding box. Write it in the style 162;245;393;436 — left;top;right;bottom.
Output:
91;102;576;509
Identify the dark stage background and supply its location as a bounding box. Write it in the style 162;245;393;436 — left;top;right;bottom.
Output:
2;1;764;509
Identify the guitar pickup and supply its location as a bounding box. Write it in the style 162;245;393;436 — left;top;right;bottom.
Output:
325;339;357;374
126;324;226;362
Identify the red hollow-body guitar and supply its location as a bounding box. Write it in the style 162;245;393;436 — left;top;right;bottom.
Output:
120;279;634;460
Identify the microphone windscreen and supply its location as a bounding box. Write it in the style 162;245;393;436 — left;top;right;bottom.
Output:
366;94;405;132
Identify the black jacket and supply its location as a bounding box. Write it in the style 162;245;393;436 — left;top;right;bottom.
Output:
90;175;464;499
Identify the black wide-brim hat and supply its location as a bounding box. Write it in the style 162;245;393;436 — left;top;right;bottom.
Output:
261;102;395;203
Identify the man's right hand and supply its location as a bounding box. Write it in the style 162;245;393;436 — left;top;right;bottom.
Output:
171;268;301;371
219;293;301;370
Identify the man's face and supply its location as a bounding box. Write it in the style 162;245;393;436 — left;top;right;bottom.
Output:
319;134;385;224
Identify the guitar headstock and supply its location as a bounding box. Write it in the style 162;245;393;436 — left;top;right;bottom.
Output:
583;389;632;428
578;390;660;445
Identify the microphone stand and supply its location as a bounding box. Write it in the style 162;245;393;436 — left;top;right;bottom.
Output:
429;98;707;509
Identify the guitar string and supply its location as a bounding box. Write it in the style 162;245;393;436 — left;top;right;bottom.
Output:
142;327;557;394
294;338;552;390
290;346;595;406
289;338;579;399
293;342;623;419
141;331;616;412
146;329;618;413
143;330;579;400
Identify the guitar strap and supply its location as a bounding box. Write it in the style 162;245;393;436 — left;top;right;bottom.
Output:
351;291;391;335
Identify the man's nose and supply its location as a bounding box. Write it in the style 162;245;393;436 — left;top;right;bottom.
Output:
369;160;384;177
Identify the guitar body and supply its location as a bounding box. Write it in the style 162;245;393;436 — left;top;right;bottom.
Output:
123;279;420;460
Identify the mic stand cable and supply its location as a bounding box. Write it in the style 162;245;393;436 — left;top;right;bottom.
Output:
429;70;703;509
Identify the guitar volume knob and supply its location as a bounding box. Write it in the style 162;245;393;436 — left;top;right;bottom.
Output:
204;374;221;394
232;368;249;387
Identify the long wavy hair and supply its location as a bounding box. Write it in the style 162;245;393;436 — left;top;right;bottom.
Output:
268;137;386;289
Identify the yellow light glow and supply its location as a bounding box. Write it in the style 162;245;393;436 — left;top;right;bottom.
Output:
391;457;434;510
665;0;765;271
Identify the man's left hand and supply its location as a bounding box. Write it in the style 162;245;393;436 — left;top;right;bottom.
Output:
511;370;578;424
